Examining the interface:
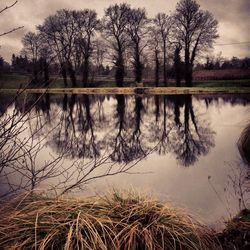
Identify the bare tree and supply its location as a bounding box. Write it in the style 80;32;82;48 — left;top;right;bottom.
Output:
74;10;100;87
0;1;23;37
38;10;78;87
174;0;218;86
102;3;130;87
93;39;107;76
38;36;53;86
153;13;173;86
127;8;148;84
174;43;183;87
147;25;161;86
21;32;53;86
21;32;41;84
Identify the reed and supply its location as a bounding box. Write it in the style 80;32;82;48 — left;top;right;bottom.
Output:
0;192;220;250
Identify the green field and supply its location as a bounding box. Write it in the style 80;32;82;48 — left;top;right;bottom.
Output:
1;73;250;94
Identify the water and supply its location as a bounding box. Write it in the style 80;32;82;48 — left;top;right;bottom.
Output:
0;93;250;226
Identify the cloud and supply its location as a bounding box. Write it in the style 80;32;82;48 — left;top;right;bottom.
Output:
0;0;249;62
204;0;250;58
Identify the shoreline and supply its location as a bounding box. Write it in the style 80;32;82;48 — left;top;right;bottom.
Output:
1;86;250;95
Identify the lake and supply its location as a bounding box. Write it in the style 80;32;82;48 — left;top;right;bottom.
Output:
0;93;250;227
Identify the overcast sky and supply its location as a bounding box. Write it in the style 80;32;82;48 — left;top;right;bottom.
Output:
0;0;250;62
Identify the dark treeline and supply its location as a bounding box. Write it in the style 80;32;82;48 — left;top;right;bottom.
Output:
0;56;5;76
196;56;250;70
7;0;218;87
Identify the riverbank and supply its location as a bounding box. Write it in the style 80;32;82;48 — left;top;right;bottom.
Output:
0;192;220;250
1;86;250;95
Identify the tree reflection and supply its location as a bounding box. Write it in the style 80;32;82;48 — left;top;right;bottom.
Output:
154;95;160;123
150;96;173;155
110;95;150;163
9;94;217;168
51;94;101;159
172;95;184;128
1;93;230;197
110;95;130;163
129;96;148;159
40;94;216;167
171;95;215;166
35;93;51;123
1;93;145;198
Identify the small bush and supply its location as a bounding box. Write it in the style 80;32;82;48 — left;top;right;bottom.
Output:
218;209;250;250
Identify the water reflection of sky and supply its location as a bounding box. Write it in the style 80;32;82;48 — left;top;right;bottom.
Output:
0;94;250;227
85;97;250;226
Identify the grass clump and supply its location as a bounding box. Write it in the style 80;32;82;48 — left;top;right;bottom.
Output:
218;209;250;250
0;192;220;250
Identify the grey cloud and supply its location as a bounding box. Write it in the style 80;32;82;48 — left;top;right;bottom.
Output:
0;0;249;62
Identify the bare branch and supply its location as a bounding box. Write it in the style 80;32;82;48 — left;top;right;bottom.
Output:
0;26;23;37
0;0;17;15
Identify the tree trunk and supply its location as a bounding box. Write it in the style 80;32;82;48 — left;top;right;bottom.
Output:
184;48;193;87
185;65;193;87
82;56;89;88
163;40;168;87
115;51;124;87
61;63;68;87
68;62;77;87
32;60;38;85
185;46;193;87
174;46;181;87
155;50;159;87
134;44;142;83
43;59;49;86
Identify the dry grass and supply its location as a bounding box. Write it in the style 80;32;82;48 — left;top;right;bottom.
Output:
1;86;250;95
0;192;220;250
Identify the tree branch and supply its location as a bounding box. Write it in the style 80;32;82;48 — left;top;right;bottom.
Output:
0;26;24;37
0;0;18;15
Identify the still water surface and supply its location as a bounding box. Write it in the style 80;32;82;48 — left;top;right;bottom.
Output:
0;93;249;226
